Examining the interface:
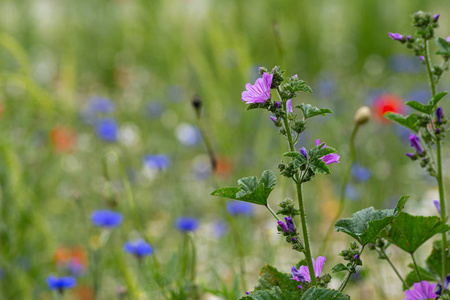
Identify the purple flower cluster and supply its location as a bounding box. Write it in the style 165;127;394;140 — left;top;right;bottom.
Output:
406;134;425;158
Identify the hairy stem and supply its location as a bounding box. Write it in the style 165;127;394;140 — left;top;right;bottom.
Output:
266;205;280;221
425;40;448;280
380;248;408;289
411;253;422;281
320;123;359;253
338;246;364;293
279;88;317;286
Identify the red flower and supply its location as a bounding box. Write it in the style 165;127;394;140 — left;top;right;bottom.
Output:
50;126;76;153
372;94;405;121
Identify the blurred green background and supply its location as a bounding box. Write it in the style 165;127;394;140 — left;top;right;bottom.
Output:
0;0;449;299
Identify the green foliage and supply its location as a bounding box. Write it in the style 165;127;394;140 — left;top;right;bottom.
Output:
436;37;450;56
405;101;433;114
300;288;350;299
384;112;419;132
296;104;333;119
382;212;450;254
241;264;303;299
426;240;450;279
332;263;348;273
335;196;408;246
430;91;448;108
307;144;338;175
211;170;276;206
405;264;437;288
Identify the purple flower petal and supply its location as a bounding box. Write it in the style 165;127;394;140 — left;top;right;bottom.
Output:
388;32;403;41
404;281;437;300
241;73;273;104
434;200;441;215
287;99;293;113
321;153;340;165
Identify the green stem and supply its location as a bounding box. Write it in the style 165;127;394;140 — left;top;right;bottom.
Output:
338;246;364;293
279;89;317;286
320;124;359;253
380;248;408;289
411;253;422;281
187;234;197;282
180;233;189;280
266;205;280;221
425;40;448;280
195;113;248;291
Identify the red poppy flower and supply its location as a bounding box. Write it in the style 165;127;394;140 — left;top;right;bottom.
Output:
50;126;76;153
372;94;405;121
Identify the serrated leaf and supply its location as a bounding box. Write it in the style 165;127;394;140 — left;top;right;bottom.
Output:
382;212;450;254
260;170;277;189
211;170;276;206
429;92;448;108
300;288;350;299
240;286;289;300
405;101;432;114
405;264;437;288
254;264;302;296
426;240;450;279
296;104;333;119
332;263;348;273
384;112;419;132
335;196;408;246
309;158;331;175
436;37;450;56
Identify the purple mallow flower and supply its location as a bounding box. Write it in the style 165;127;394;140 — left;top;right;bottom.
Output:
275;101;281;108
315;139;340;165
389;32;403;41
47;275;76;292
91;210;123;228
277;220;288;233
300;147;308;160
354;254;360;260
409;134;424;155
419;56;425;63
124;239;153;258
270;116;277;123
404;281;437;300
287;99;293;113
175;217;199;232
434;200;441;215
291;256;326;283
285;217;296;232
241;72;273;104
436;107;443;123
435;274;450;295
433;14;440;21
447;37;450;43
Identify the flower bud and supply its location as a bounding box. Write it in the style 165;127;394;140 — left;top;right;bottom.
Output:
284;217;296;232
299;147;308;160
354;106;371;125
277;220;288;233
436;107;443;123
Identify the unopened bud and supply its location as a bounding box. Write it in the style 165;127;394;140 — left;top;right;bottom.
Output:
354;106;371;125
191;94;202;117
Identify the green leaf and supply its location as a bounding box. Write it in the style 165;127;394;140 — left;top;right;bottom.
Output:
405;101;432;114
300;288;350;300
382;212;450;254
309;158;331;175
335;196;408;246
332;263;348;273
405;264;437;288
246;103;262;111
426;240;450;279
436;37;450;56
296;104;333;119
254;264;302;296
240;286;289;300
211;170;276;206
429;91;448;108
384;112;419;132
260;170;277;189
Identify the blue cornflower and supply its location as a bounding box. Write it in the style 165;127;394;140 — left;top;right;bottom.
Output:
175;217;199;232
214;221;228;238
143;155;170;170
175;123;201;146
226;201;254;216
91;210;123;228
47;275;76;292
124;239;153;258
95;118;118;142
87;97;115;113
0;267;2;280
351;164;371;182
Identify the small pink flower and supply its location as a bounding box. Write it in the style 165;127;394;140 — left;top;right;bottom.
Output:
241;73;273;104
404;281;437;300
291;256;326;283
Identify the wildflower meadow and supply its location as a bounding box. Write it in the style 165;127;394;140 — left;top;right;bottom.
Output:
1;1;450;299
